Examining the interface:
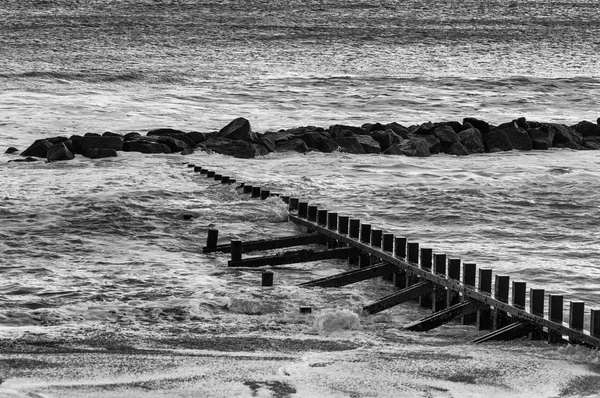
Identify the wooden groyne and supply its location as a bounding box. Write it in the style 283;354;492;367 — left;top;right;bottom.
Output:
187;163;600;349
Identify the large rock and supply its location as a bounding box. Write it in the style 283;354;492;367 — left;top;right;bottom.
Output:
200;137;267;158
318;139;340;153
46;143;74;162
370;129;401;151
432;125;460;153
356;135;381;153
263;131;294;143
147;128;187;137
411;121;436;135
334;136;366;154
5;147;19;154
447;142;470;156
575;120;600;137
275;138;309;153
463;117;490;134
217;117;256;142
459;127;485;153
103;131;123;138
328;124;367;138
583;136;600;150
297;131;329;150
124;132;142;141
156;136;192;154
384;122;409;138
85;148;118;159
438;121;462;133
123;140;171;154
79;136;123;155
257;136;276;152
398;137;431;157
484;122;532;152
362;122;385;133
546;123;583;146
528;127;554;150
420;134;441;154
21;139;52;158
186;131;207;145
382;143;403;155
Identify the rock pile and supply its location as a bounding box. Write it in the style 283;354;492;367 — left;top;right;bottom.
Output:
7;116;600;161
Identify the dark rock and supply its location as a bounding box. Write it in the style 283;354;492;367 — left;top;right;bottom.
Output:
362;122;386;133
79;136;124;155
124;132;142;141
47;136;74;154
124;140;171;154
447;142;470;156
370;129;401;151
47;143;74;162
334;136;366;154
556;140;586;150
412;121;436;135
328;125;367;138
356;135;381;153
70;135;83;154
437;121;462;133
263;131;294;143
200;137;267;158
583;136;600;150
432;125;460;152
85;148;118;159
458;128;485;153
84;132;101;137
147;128;187;137
384;122;409;139
218;117;256;142
527;127;554;150
515;117;530;130
546;123;583;145
103;131;123;138
420;134;441;154
318;139;340;153
5;147;19;154
463;118;490;135
297;131;329;150
398;137;431;157
8;156;38;163
156;136;191;153
21;139;52;158
275;138;309;153
186;131;207;145
575;120;600;137
258;136;276;152
484;122;532;152
382;143;403;155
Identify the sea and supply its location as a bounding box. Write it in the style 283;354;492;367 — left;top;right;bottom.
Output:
1;0;600;396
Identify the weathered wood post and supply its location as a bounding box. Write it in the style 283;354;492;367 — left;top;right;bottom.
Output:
231;240;243;264
243;185;253;194
419;248;433;308
327;212;338;248
193;166;202;172
221;176;230;184
251;187;261;198
512;281;526;309
200;168;208;175
359;224;371;268
529;289;545;340
393;237;407;288
462;263;477;324
298;202;309;218
207;171;215;177
214;174;222;181
262;270;274;287
349;219;360;266
406;242;420;287
289;198;300;212
569;301;584;344
548;295;564;343
206;229;219;251
432;254;447;312
447;258;461;307
591;310;600;338
382;233;394;281
318;209;328;226
260;190;270;200
493;275;510;330
477;268;493;330
307;205;318;222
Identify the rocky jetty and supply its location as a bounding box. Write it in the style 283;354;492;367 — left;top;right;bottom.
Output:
7;116;600;161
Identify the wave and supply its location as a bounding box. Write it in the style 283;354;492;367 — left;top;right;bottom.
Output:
0;70;190;85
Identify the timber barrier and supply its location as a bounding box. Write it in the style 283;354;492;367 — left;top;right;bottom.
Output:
186;163;600;349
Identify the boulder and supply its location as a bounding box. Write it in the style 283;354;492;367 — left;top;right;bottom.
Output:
356;135;381;153
447;142;470;156
46;136;74;154
463;117;490;134
420;134;441;154
84;132;101;137
328;124;367;138
334;136;366;154
257;136;276;152
382;143;403;155
437;121;462;133
263;131;294;143
484;122;532;152
412;121;436;135
69;135;83;154
398;137;431;157
370;129;401;151
47;142;74;162
21;139;52;158
79;136;123;155
85;148;118;159
123;140;171;154
186;131;207;145
8;156;38;163
147;128;187;137
583;136;600;150
318;139;340;153
297;131;329;150
432;125;460;152
575;120;600;137
527;127;554;150
275;138;309;153
362;122;385;133
546;123;583;146
218;117;256;142
200;137;267;158
103;131;123;138
556;140;585;150
384;122;409;138
156;136;192;153
5;147;18;154
458;128;485;153
515;117;530;130
124;132;142;141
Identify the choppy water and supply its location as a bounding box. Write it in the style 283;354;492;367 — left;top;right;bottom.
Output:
1;0;600;348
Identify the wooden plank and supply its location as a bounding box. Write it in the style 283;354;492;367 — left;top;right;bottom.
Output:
404;299;487;332
203;234;327;253
288;215;600;348
363;281;434;314
472;321;534;344
301;263;397;288
228;247;360;268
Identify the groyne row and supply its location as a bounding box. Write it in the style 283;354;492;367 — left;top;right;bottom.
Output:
6;116;600;162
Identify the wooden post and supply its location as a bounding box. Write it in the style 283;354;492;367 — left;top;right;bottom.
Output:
188;163;195;168
262;271;274;287
214;174;222;181
530;289;545;340
317;209;328;226
281;196;290;204
221;176;230;184
243;185;253;194
231;240;242;263
298;202;308;218
371;229;382;248
206;229;218;250
393;237;407;288
512;281;526;309
477;269;493;330
348;219;360;266
432;254;447;312
419;248;433;308
200;168;208;174
207;171;215;177
289;198;299;211
569;301;584;344
406;242;419;287
251;187;261;198
382;233;394;281
462;263;476;325
447;258;460;307
548;295;564;343
260;190;270;199
591;310;600;338
359;224;371;268
338;216;349;235
307;205;318;222
327;212;338;248
193;166;202;172
493;275;510;330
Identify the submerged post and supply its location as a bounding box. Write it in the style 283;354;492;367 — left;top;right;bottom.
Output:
231;240;242;264
262;270;274;287
206;229;219;251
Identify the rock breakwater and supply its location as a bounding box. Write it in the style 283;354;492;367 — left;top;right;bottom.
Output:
7;116;600;162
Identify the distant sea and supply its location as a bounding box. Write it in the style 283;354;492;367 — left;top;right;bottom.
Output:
1;0;600;389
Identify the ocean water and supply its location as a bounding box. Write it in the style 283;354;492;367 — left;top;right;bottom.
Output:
1;1;600;396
